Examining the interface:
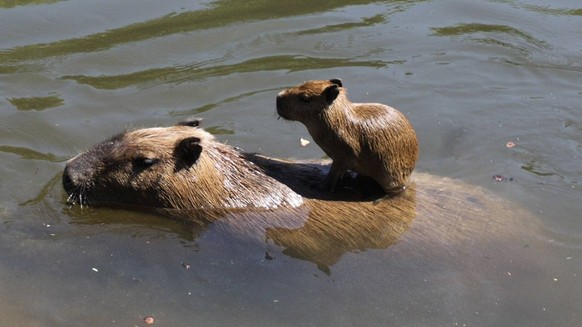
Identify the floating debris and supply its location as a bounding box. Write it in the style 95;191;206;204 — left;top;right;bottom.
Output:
144;316;155;325
506;141;516;148
493;175;515;182
300;138;310;147
265;252;275;260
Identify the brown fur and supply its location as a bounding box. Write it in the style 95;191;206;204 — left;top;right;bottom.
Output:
62;121;538;273
62;125;304;220
276;79;418;194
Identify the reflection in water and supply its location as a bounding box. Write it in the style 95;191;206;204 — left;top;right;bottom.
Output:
509;2;582;16
267;190;416;274
431;23;550;49
7;95;64;111
0;0;385;63
0;0;62;9
57;156;418;274
297;14;386;35
64;205;201;244
54;153;536;278
2;0;581;325
19;172;62;206
521;161;564;178
61;56;390;90
0;145;64;162
168;88;278;118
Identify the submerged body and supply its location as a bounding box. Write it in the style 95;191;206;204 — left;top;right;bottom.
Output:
62;120;537;272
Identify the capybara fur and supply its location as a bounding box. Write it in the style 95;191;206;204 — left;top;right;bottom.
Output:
62;122;304;217
62;120;537;273
276;79;418;195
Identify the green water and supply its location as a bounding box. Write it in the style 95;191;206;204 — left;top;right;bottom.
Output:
1;0;580;325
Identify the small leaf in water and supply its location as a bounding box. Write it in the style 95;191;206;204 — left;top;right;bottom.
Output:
144;316;155;325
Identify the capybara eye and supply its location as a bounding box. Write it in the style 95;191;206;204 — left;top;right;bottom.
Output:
133;157;158;169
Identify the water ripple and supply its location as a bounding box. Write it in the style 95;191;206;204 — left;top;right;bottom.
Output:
60;55;390;90
0;0;381;63
431;23;551;49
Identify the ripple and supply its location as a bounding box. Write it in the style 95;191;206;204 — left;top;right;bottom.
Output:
0;145;66;162
7;95;64;111
520;4;582;16
61;55;390;90
297;14;386;35
431;23;551;49
168;88;278;118
0;0;381;63
0;0;62;9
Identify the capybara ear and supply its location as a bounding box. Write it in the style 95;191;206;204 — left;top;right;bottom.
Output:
329;78;342;87
324;84;340;104
176;117;203;128
175;136;202;168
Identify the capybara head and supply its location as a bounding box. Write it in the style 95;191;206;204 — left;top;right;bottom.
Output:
276;79;345;123
62;120;303;212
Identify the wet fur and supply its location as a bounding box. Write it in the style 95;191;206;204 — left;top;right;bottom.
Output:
63;125;304;218
276;79;418;193
62;122;537;273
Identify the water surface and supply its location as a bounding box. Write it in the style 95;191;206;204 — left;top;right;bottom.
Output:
1;0;581;326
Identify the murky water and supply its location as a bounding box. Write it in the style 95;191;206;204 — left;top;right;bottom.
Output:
1;0;580;326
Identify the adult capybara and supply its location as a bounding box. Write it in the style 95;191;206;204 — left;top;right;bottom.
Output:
62;119;303;215
62;120;537;273
60;119;565;327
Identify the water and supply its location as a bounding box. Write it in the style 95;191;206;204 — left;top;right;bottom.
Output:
1;0;581;325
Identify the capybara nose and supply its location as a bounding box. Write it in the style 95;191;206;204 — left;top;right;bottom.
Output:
62;164;76;193
276;95;283;111
62;156;93;193
276;95;290;119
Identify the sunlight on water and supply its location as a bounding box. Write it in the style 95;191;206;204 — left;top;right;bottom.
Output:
0;0;580;325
